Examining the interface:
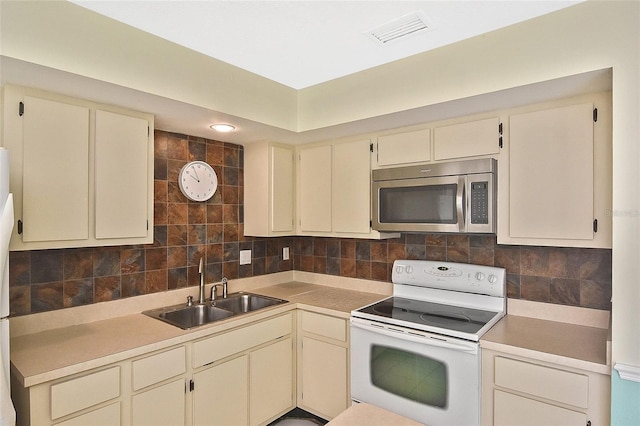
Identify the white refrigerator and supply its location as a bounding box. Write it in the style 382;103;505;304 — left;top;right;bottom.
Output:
0;147;16;426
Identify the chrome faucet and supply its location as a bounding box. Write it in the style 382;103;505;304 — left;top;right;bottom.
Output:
210;277;228;302
198;257;206;304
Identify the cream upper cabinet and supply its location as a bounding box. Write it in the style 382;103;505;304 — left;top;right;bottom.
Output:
497;93;611;248
95;110;150;240
244;142;295;237
298;144;333;233
2;85;154;251
333;139;371;234
297;139;399;239
373;128;430;168
433;117;500;160
21;96;90;243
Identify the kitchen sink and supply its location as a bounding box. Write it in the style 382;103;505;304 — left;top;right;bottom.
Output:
212;293;285;314
143;292;287;330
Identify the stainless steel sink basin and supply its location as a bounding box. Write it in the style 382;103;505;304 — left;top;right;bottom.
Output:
213;293;285;314
143;292;287;329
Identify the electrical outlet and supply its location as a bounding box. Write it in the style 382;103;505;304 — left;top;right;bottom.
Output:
240;249;251;265
283;247;290;260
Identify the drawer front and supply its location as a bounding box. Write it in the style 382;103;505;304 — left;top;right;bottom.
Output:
494;356;588;408
51;366;120;420
53;402;121;426
193;313;292;368
132;346;186;391
494;390;587;426
301;311;346;342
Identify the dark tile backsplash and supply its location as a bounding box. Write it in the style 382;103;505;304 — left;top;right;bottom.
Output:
8;131;612;316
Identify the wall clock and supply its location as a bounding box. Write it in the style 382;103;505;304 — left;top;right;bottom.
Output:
178;161;218;202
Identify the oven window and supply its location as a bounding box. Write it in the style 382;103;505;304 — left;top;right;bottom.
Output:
378;184;457;224
370;345;447;408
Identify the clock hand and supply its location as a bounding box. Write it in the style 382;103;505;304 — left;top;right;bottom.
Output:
190;165;200;182
189;174;199;182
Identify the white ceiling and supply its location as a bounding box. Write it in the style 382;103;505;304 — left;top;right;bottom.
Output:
69;1;582;90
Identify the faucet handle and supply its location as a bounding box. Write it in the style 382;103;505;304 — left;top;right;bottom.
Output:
221;277;228;298
210;284;218;302
186;295;193;306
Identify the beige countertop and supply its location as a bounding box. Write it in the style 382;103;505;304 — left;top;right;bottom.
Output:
327;402;425;426
10;281;385;388
480;310;611;375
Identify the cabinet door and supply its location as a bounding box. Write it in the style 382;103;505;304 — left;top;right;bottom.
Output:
250;338;294;426
131;378;185;426
433;117;499;160
333;139;371;234
22;96;90;242
95;110;149;239
494;390;587;426
271;145;295;233
298;145;332;232
376;129;430;167
193;355;248;426
509;103;594;240
244;142;294;236
300;336;348;419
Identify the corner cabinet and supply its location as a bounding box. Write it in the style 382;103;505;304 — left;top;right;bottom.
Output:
497;93;612;248
481;349;610;426
297;310;350;420
1;85;154;250
191;312;295;426
296;139;399;239
244;141;295;237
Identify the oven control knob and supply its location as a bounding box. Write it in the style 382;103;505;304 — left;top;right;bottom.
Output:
405;265;413;274
488;274;498;284
475;272;485;281
395;265;404;274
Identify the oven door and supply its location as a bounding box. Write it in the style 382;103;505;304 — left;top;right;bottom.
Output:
371;175;466;233
350;317;480;426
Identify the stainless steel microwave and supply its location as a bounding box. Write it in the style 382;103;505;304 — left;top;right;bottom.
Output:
371;158;497;234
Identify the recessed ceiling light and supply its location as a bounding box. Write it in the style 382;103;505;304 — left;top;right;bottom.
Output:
210;123;236;132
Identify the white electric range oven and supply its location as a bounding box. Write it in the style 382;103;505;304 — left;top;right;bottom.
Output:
350;260;506;425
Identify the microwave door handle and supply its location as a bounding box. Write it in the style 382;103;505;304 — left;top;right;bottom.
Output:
457;176;465;231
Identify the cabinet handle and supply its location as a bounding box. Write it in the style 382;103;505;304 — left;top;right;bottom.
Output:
17;220;23;235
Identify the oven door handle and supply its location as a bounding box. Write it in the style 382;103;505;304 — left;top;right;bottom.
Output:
351;319;478;354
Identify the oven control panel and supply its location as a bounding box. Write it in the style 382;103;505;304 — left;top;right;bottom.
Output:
392;260;505;297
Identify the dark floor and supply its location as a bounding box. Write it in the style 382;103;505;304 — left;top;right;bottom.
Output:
268;408;328;426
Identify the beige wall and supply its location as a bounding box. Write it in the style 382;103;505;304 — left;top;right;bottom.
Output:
1;0;638;368
0;0;298;131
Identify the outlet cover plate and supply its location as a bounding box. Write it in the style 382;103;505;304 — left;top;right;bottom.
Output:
240;249;251;265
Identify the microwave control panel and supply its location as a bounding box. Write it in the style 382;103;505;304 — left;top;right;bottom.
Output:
470;181;489;224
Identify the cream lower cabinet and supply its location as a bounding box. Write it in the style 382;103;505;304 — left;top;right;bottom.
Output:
481;349;610;426
130;346;187;426
297;311;349;420
12;365;122;426
191;313;295;426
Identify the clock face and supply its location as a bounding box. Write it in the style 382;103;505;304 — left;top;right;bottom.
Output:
178;161;218;202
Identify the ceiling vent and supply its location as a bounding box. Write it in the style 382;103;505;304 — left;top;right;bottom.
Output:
366;10;433;45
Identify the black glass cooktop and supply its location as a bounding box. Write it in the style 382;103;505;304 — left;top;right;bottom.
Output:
356;296;499;334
